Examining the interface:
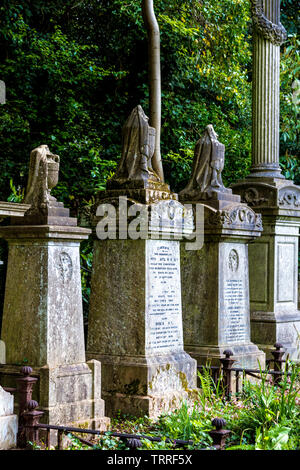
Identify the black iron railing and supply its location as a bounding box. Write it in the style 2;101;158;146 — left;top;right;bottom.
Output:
197;343;293;400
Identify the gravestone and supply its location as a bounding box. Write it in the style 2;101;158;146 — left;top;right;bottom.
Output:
87;106;198;418
0;145;109;431
232;0;300;360
179;126;265;368
0;386;17;450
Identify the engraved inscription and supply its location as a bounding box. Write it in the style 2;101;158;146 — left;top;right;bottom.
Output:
146;241;183;354
223;279;247;344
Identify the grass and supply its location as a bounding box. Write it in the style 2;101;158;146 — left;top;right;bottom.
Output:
34;360;300;451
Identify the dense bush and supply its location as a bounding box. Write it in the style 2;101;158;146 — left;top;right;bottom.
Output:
0;0;298;205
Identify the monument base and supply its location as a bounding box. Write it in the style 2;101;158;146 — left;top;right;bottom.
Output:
251;311;300;361
102;391;197;419
187;343;265;369
86;351;198;419
231;178;300;361
180;201;266;374
0;361;110;431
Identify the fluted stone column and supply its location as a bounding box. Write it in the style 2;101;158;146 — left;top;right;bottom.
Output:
232;1;300;360
251;0;282;178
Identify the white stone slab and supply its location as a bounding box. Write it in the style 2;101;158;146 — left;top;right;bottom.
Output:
0;415;18;450
145;239;184;355
219;243;251;345
0;387;17;450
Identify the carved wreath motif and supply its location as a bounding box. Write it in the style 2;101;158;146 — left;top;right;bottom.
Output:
229;249;239;272
208;207;262;230
278;190;300;208
58;252;73;284
251;0;287;45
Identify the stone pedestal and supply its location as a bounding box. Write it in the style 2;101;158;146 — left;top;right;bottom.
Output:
232;181;300;360
0;224;109;430
231;2;300;360
87;196;198;418
180;199;266;368
0;386;17;450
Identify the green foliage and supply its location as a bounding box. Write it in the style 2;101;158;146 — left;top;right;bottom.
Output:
157;401;212;447
0;0;298;199
226;362;300;450
30;360;300;451
280;34;300;183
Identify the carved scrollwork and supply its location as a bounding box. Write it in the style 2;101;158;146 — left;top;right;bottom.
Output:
251;0;287;46
207;206;262;230
278;190;300;208
242;187;268;207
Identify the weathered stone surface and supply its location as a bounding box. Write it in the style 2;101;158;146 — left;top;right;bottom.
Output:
0;201;30;220
248;215;300;360
247;0;285;179
179;129;265;368
87;198;198;418
107;106;168;193
0;385;14;417
0;147;110;431
0;227;89;367
232;179;300;217
231;0;300;361
181;222;265;369
179;125;240;206
0;387;17;450
0;340;5;364
10;144;76;226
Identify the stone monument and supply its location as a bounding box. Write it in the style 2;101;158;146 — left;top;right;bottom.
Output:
179;125;265;368
0;145;109;431
232;0;300;360
0;386;17;450
87;106;198;418
0;193;32;365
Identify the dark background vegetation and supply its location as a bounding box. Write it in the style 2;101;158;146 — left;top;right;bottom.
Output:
0;0;299;321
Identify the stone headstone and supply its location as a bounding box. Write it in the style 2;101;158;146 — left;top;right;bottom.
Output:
0;145;110;433
87;106;198;418
180;126;265;368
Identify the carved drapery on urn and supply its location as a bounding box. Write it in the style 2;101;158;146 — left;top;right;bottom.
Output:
24;144;60;216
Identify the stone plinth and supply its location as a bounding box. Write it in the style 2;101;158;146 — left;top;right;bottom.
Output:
180;201;266;369
0;386;17;450
0;224;109;430
87;197;198;418
232;180;300;360
230;3;300;360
